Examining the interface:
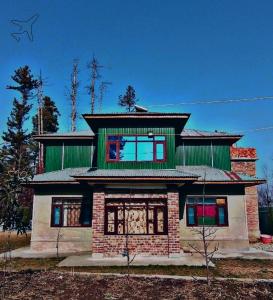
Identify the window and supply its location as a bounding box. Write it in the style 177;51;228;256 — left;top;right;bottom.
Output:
186;196;228;226
106;135;166;162
105;199;167;235
51;198;91;227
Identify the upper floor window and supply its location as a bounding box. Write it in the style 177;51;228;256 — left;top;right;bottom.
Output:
186;196;228;227
106;135;166;162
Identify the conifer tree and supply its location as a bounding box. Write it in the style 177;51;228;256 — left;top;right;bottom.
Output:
118;85;138;112
0;66;38;233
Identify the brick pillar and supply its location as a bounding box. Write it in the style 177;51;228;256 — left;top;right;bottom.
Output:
92;190;105;258
230;147;260;241
167;191;181;257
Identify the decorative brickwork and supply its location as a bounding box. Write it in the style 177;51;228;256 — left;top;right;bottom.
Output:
230;146;260;241
92;190;181;257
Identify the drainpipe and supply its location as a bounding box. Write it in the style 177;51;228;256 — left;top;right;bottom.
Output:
211;140;214;168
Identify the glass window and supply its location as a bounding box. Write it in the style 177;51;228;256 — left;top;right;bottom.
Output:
155;143;164;160
106;135;166;162
51;198;91;227
105;199;167;235
137;142;153;161
186;196;228;226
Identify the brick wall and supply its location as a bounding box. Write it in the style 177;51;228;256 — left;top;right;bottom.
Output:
230;146;260;241
92;190;181;257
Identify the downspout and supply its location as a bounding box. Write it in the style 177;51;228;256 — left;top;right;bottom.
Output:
61;142;65;170
211;140;214;168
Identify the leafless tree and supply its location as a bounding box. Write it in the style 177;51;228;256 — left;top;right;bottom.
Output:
36;72;44;173
122;193;136;281
258;165;273;208
86;56;103;114
188;172;218;286
56;227;63;258
69;59;79;132
98;81;111;112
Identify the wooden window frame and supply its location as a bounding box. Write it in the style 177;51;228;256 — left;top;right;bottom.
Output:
106;135;167;163
51;197;91;228
186;196;228;227
104;199;168;235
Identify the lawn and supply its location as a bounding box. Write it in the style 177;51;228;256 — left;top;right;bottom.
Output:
0;231;31;254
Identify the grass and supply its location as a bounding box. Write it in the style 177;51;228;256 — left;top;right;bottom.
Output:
0;231;31;254
1;257;273;279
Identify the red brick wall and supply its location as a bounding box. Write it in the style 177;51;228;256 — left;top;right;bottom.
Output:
230;146;260;241
92;191;181;257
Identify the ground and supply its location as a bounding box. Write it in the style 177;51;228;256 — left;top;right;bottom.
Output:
1;232;273;299
1;271;273;300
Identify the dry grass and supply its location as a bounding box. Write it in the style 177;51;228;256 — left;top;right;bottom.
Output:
0;231;31;254
1;257;273;280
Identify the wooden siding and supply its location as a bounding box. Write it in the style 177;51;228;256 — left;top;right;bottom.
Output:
44;141;94;172
175;141;231;171
97;127;175;169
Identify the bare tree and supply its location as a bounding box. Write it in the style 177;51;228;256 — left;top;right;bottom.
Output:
122;192;136;281
188;172;218;286
258;165;273;208
36;72;44;173
69;59;79;132
86;56;103;114
56;227;63;258
98;81;111;112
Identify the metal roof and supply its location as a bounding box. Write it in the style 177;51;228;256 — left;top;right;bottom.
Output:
181;129;242;139
176;166;263;182
31;166;264;184
74;169;197;178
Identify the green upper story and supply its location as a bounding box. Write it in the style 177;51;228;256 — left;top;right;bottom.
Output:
37;112;242;173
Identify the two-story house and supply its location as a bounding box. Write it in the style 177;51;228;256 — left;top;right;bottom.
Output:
29;111;264;257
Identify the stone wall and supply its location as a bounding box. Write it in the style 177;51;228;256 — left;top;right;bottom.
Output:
230;146;260;241
92;190;181;257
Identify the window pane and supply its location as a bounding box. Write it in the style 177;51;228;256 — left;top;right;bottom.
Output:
197;204;217;225
154;136;165;141
137;142;153;161
121;136;136;141
53;207;61;225
218;207;226;225
157;208;164;233
119;141;136;161
125;207;147;234
109;143;117;159
107;210;115;233
108;136;119;141
137;136;153;141
80;199;91;225
187;207;195;225
197;198;216;205
156;143;164;160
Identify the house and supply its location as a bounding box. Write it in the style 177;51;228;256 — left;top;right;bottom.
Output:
28;111;264;257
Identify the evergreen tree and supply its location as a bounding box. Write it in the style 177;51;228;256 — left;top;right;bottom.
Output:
32;96;60;134
0;66;38;233
118;85;138;112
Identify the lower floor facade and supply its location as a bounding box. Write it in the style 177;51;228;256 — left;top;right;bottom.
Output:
31;183;259;257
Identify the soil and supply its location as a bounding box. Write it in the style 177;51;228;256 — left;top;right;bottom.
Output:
1;270;273;300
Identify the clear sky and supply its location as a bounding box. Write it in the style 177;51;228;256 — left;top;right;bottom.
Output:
0;0;273;176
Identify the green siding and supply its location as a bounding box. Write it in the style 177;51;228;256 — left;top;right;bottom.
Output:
175;142;231;171
64;144;93;168
45;144;62;172
44;141;94;172
97;127;175;169
213;145;231;171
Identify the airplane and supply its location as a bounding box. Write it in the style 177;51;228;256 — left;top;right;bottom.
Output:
10;13;39;42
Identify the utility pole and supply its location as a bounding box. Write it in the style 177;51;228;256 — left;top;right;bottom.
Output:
87;56;103;114
37;71;44;173
98;81;111;112
70;59;79;131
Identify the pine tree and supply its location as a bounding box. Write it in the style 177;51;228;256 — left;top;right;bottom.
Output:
118;85;138;112
0;66;38;233
32;96;60;134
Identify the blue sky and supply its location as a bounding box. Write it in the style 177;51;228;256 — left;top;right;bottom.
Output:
0;0;273;175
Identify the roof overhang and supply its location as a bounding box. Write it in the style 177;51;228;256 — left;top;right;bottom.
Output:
83;113;191;133
181;135;242;143
33;135;94;141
